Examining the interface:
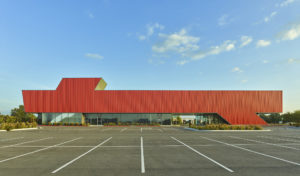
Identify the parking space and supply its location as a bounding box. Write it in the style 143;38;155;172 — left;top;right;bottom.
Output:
0;126;300;176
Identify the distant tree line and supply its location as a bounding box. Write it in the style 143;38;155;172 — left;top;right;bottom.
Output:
0;105;36;123
259;110;300;124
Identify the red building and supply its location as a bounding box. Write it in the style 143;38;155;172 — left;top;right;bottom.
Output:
22;78;282;125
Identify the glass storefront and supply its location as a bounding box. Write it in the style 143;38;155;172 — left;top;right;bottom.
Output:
40;113;82;124
37;113;226;125
84;113;172;125
195;113;228;125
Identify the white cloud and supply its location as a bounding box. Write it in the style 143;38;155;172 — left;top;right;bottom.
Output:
280;24;300;41
139;23;164;40
280;0;295;7
241;79;248;83
152;29;200;55
288;58;300;63
218;14;234;26
139;35;146;40
232;67;243;73
264;11;277;23
256;40;271;47
240;36;253;47
262;60;269;64
85;53;103;60
87;12;94;19
176;60;189;66
191;40;236;60
147;23;164;36
148;58;165;65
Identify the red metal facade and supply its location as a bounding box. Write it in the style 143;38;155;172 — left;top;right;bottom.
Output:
22;78;282;125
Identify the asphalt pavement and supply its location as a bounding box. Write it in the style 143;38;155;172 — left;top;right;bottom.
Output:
0;126;300;176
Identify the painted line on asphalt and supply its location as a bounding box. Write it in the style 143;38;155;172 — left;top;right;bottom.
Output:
141;136;145;173
120;128;127;132
5;143;300;148
0;138;81;163
230;136;300;151
171;136;234;173
0;137;24;142
157;129;163;132
102;128;111;131
258;135;300;143
275;135;300;140
202;136;300;166
4;145;94;148
51;137;112;174
141;128;143;133
0;137;53;149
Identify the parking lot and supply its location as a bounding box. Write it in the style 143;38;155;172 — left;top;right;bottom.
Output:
0;126;300;176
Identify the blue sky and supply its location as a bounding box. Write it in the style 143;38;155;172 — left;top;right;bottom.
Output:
0;0;300;114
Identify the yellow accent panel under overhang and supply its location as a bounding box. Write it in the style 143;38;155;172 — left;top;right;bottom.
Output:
95;79;107;90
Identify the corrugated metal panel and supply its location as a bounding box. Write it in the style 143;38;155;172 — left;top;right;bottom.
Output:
22;78;282;125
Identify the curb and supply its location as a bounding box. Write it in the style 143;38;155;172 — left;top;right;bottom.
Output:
184;127;271;132
0;128;38;132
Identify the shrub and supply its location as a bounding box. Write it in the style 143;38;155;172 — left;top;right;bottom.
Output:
290;123;300;127
0;122;38;131
5;124;13;131
21;122;26;128
108;122;116;126
254;125;263;130
32;122;37;127
75;122;79;126
190;124;263;130
15;122;21;129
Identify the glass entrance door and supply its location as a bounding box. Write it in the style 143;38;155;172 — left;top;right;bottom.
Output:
85;114;102;125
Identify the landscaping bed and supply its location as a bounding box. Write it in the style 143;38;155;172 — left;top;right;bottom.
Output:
189;124;263;130
41;122;90;127
0;122;38;131
103;122;161;126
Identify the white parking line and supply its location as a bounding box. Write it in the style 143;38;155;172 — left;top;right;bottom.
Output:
171;136;234;173
202;136;300;166
120;128;127;132
51;137;112;174
0;138;81;163
0;137;24;142
0;137;52;149
157;129;163;132
276;135;300;140
102;128;111;131
258;136;300;143
4;143;300;148
141;137;145;173
141;128;143;133
230;136;300;151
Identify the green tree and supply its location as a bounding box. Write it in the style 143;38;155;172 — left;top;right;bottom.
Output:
292;110;300;123
176;116;182;125
0;114;16;123
11;105;36;122
258;114;268;122
281;112;293;123
0;113;4;123
269;113;281;123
